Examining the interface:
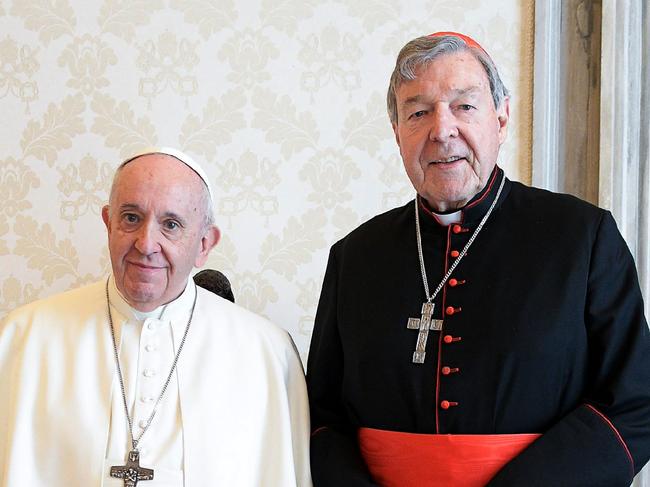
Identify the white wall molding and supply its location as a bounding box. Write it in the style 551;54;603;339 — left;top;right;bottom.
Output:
598;1;649;485
532;0;562;192
532;0;601;201
599;0;643;253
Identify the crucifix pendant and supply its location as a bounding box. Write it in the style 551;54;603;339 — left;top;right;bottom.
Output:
406;302;443;364
110;450;154;487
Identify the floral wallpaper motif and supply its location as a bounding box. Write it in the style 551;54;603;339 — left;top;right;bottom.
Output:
57;155;112;226
1;0;534;361
137;31;199;105
58;34;117;96
0;37;39;108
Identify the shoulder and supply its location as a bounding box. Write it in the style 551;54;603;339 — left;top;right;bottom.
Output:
508;180;605;219
0;281;106;350
2;280;105;331
194;287;296;356
506;180;609;238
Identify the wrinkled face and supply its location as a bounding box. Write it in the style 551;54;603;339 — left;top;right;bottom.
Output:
102;155;220;312
393;51;509;211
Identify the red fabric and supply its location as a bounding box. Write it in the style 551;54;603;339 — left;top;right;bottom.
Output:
359;427;540;487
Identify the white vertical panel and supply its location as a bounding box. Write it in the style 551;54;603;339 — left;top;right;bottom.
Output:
599;0;649;484
532;0;562;192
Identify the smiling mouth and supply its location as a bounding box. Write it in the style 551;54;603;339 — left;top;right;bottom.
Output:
430;156;466;165
129;262;163;271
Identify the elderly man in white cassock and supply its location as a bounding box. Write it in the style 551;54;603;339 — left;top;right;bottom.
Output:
0;148;312;487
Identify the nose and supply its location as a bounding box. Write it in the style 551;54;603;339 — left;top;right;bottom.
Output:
134;221;161;256
429;106;459;142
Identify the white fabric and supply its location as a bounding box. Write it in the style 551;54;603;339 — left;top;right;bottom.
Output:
0;279;312;487
104;276;187;485
122;147;215;205
432;210;462;226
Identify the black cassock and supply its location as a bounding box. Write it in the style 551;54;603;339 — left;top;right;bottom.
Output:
307;167;650;486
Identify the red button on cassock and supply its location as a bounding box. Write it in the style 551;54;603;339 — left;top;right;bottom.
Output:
440;400;458;409
452;224;463;234
450;250;460;258
443;335;461;344
442;366;459;375
448;278;458;287
446;306;459;315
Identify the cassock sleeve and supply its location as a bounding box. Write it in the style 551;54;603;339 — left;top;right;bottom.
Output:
488;211;650;486
307;247;380;487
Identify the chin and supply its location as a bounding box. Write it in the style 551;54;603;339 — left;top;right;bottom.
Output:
125;285;161;305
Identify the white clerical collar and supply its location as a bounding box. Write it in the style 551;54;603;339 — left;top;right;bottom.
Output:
432;210;462;226
107;275;196;323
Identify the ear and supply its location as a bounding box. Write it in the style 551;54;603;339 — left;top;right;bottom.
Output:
392;122;401;147
497;96;510;145
101;205;111;230
194;225;221;268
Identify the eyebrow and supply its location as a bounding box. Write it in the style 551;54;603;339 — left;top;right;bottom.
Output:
118;204;187;226
401;86;482;106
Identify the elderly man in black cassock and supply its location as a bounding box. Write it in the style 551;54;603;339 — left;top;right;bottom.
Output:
307;32;650;487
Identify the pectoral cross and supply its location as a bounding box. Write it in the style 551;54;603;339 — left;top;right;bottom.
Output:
110;450;154;487
407;302;443;364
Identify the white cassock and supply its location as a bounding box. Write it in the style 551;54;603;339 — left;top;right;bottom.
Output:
0;277;312;487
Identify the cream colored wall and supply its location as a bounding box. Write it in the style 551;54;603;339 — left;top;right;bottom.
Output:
1;0;534;360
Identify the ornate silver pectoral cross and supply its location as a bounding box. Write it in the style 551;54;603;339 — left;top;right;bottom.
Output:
110;450;154;487
406;302;443;364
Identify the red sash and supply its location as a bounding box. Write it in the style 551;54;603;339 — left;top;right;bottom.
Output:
358;427;540;487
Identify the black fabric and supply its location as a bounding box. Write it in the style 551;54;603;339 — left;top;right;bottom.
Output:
311;428;379;486
193;269;235;303
307;168;650;486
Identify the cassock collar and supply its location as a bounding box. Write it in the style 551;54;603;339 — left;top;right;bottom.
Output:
417;166;510;227
107;275;197;328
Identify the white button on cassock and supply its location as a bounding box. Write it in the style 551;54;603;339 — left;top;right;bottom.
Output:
143;369;156;377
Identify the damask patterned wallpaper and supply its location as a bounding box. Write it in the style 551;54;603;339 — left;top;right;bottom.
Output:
1;0;534;361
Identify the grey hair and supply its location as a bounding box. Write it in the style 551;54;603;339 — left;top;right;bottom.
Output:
108;156;215;230
386;35;509;124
